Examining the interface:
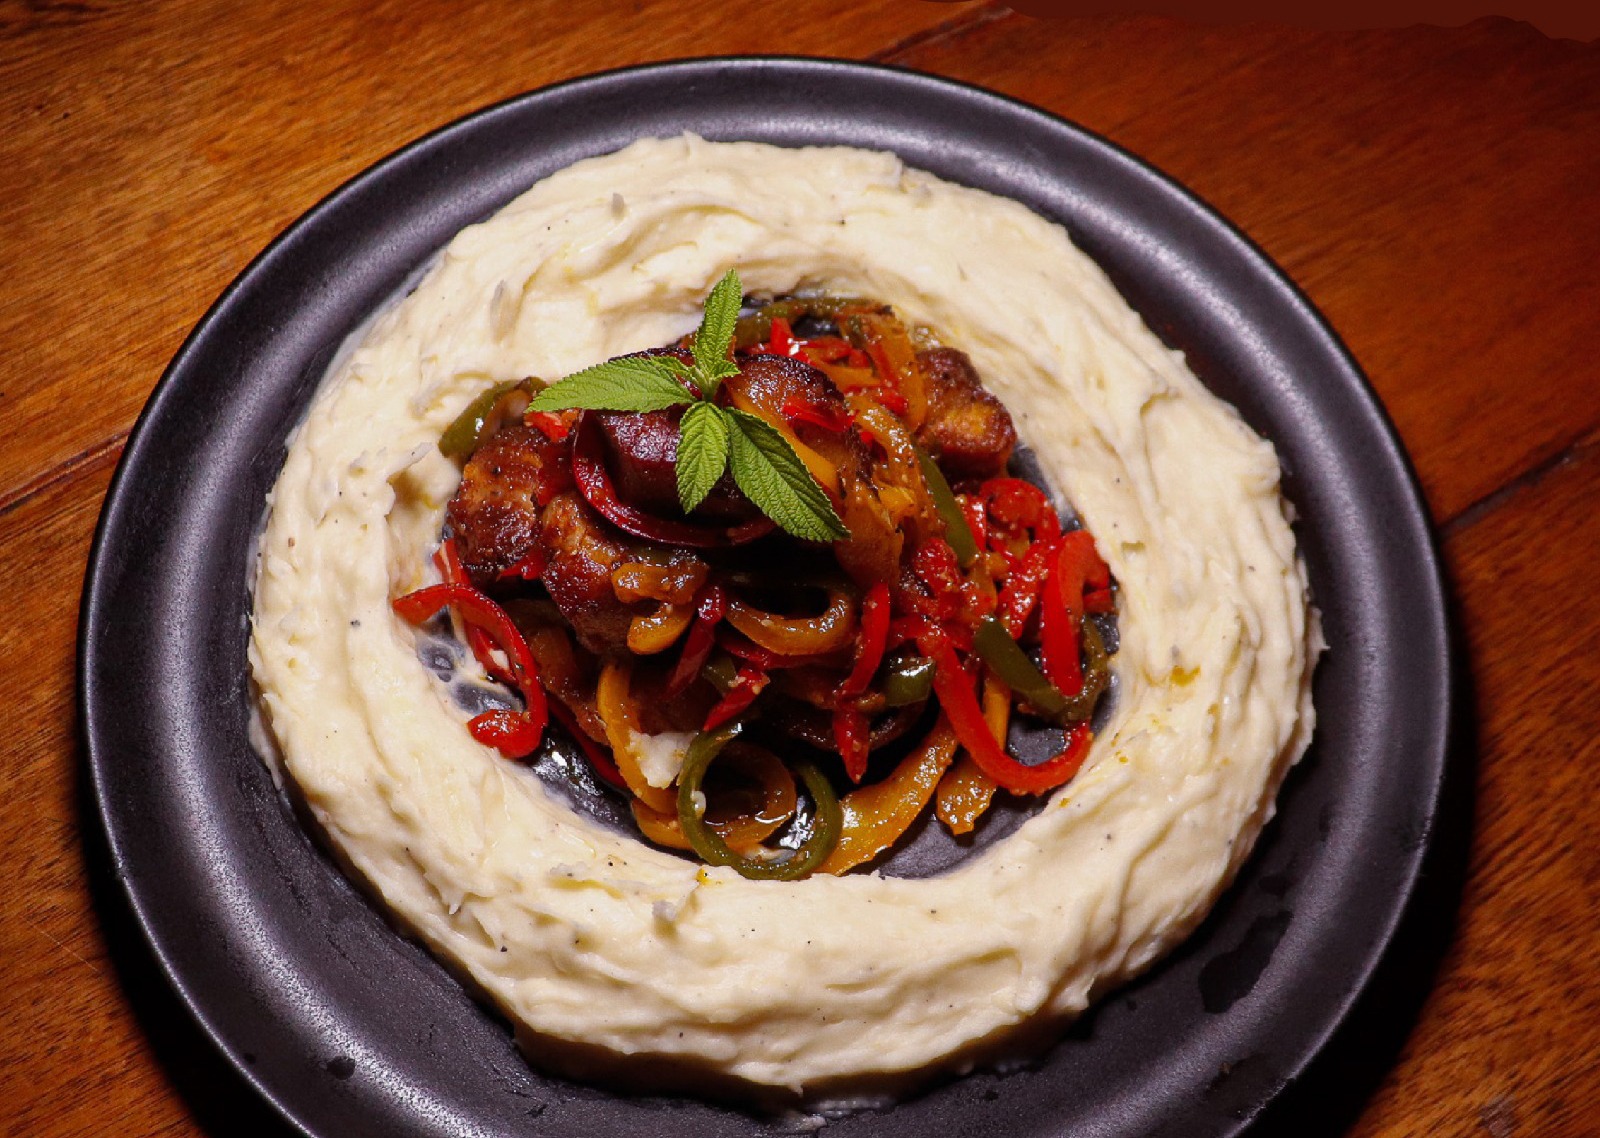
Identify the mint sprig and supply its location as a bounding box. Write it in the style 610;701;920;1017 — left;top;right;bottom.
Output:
675;400;730;514
525;355;694;413
528;270;850;543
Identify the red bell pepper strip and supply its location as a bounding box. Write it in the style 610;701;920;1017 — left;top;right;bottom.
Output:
980;477;1062;544
433;540;512;684
888;613;936;648
571;413;775;549
703;663;770;730
468;709;545;759
832;706;871;783
837;582;891;700
767;317;798;357
782;397;854;434
548;700;626;790
921;631;1091;796
997;539;1053;640
525;410;572;441
666;584;727;697
781;334;866;366
909;537;994;633
1017;722;1094;794
392;583;539;694
1040;530;1112;696
912;538;964;600
392;581;549;758
714;629;829;671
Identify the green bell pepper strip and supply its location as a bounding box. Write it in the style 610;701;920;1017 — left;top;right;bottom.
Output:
438;380;523;460
1056;618;1111;726
972;616;1067;718
676;723;842;880
971;615;1111;727
879;652;936;706
914;446;979;568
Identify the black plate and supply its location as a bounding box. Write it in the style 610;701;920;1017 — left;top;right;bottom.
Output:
81;58;1456;1138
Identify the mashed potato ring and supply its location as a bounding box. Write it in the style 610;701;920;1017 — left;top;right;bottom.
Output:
249;134;1320;1097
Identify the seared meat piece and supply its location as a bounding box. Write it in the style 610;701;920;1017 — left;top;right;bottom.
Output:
446;421;567;582
722;354;849;439
914;348;1017;480
535;491;636;656
595;407;758;524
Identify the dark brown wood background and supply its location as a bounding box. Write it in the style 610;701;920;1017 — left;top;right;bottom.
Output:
3;3;1596;1135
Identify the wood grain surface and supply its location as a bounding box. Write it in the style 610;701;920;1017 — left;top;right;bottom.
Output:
2;3;1596;1135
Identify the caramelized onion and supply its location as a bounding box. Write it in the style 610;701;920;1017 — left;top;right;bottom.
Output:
627;602;694;655
611;558;707;605
725;582;857;656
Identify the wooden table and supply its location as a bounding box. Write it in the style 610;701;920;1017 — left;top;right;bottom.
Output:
3;3;1596;1135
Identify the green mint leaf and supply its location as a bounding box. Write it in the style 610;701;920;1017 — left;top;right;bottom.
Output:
653;355;704;396
527;357;694;413
726;409;851;543
676;402;731;514
692;269;742;396
700;359;741;383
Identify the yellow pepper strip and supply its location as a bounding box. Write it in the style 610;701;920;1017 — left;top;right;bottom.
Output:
811;362;879;390
610;559;707;605
982;670;1012;745
819;717;959;874
854;312;930;433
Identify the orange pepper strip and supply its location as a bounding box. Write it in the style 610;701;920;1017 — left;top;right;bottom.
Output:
595;660;677;813
935;754;999;836
819;717;959;874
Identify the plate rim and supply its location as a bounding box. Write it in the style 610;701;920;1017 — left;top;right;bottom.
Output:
79;54;1456;1138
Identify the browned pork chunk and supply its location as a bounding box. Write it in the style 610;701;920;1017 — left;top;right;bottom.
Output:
445;421;565;581
915;347;1017;480
534;491;636;656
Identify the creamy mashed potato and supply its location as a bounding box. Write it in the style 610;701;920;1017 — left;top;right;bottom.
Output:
249;135;1321;1098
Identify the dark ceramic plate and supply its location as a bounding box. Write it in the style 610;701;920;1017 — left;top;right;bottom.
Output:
81;58;1456;1138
